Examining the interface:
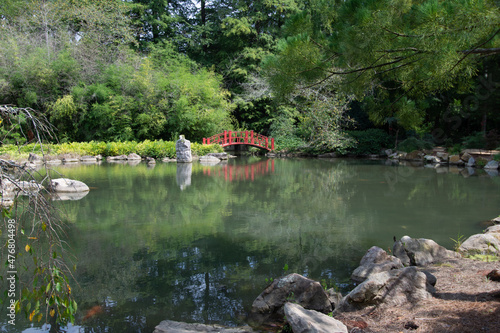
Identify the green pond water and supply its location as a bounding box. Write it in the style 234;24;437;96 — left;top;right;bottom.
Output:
4;157;500;332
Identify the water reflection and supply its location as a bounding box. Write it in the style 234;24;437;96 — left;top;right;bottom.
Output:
5;158;499;333
202;159;275;182
176;163;192;190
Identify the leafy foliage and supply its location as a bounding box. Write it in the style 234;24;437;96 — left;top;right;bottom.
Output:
265;0;500;132
397;136;434;153
347;129;393;155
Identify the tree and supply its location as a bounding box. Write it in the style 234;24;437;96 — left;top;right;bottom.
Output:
265;0;500;131
0;105;77;332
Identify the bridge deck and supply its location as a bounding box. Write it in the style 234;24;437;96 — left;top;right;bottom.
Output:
203;130;274;151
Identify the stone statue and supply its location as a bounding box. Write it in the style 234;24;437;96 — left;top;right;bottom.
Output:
175;135;192;163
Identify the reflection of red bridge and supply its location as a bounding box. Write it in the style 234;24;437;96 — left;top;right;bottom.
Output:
203;130;274;151
202;159;275;182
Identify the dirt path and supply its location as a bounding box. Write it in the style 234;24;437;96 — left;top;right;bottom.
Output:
333;258;500;333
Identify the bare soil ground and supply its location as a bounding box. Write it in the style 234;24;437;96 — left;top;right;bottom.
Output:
334;258;500;333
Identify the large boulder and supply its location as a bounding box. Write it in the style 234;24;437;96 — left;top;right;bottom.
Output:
50;178;89;193
461;152;472;162
107;155;128;161
485;225;500;234
176;135;192;163
284;302;348;333
393;236;460;266
154;320;254;333
250;273;332;324
351;246;403;283
127;153;142;160
339;267;432;311
449;155;464;165
459;234;500;255
199;155;221;165
207;152;228;160
80;156;97;163
484;160;499;170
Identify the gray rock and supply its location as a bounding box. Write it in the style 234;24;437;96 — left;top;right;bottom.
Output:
162;157;177;162
80;156;97;162
436;152;449;161
107;155;128;161
207;152;228;160
325;289;343;310
45;159;62;165
127;153;142;160
50;178;89;193
339;267;432;311
199;155;221;165
461;152;472;162
176;135;192;163
28;153;43;164
146;157;156;164
393;236;460;266
449;155;463;165
484;160;499;170
284;302;348;333
154;320;255;333
424;155;440;164
485;225;500;234
351;246;403;283
466;157;476;167
62;157;80;163
459;234;500;255
251;273;332;323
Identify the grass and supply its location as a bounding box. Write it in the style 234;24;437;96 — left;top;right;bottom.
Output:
467;254;499;262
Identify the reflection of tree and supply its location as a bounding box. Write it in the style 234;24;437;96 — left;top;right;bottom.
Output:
39;158;500;331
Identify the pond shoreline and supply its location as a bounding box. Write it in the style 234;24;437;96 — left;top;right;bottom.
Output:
153;222;500;333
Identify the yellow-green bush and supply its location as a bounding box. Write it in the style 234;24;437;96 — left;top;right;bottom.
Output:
0;140;223;159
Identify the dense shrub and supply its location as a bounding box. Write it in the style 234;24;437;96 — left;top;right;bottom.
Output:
347;129;392;155
462;132;486;149
397;137;433;152
0;140;223;159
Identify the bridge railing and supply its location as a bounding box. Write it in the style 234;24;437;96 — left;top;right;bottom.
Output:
203;130;274;151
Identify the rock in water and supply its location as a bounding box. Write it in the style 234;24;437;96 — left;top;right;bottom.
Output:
154;320;255;333
176;135;192;163
284;302;348;333
50;178;89;193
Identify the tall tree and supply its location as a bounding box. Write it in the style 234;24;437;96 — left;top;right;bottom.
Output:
265;0;500;130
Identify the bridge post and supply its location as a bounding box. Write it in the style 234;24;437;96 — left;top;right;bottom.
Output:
203;138;206;144
224;130;227;145
251;131;254;145
229;130;232;145
265;137;268;149
245;131;248;144
271;138;274;150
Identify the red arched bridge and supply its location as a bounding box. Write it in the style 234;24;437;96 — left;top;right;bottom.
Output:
203;130;274;151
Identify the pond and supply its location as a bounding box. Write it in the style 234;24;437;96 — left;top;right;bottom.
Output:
5;157;500;332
